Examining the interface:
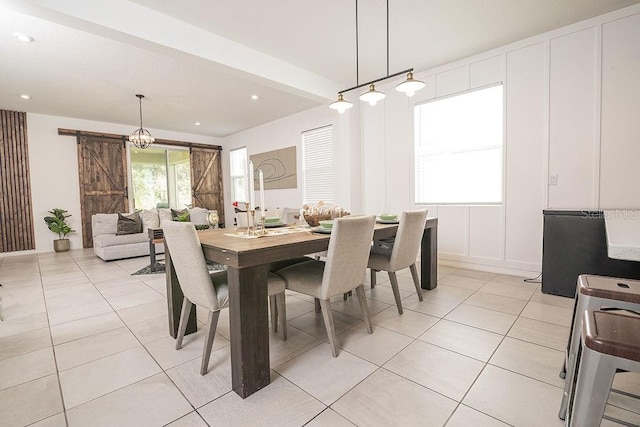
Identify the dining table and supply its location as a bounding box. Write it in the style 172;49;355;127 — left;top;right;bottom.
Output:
164;217;438;398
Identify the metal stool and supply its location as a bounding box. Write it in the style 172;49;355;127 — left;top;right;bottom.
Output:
566;310;640;426
558;275;640;420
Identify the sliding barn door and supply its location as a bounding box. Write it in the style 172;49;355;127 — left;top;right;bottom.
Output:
0;110;35;252
77;135;128;248
190;147;225;226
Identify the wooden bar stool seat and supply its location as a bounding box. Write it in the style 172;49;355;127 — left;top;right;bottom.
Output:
566;310;640;426
559;275;640;420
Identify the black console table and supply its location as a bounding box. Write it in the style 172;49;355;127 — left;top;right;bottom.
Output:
542;210;640;297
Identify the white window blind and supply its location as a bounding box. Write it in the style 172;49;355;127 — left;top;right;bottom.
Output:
229;147;247;203
302;125;334;205
414;84;503;204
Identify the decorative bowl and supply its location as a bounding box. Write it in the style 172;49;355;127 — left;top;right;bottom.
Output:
318;220;334;229
380;214;398;221
303;214;332;227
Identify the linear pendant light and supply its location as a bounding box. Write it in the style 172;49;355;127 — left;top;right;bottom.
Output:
330;0;424;112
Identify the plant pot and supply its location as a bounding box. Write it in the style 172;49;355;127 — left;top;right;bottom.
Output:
53;239;70;252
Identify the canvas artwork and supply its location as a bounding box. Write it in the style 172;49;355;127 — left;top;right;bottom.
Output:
250;146;297;190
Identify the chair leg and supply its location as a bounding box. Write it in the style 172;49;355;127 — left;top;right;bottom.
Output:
200;309;220;375
176;298;193;350
370;269;377;289
342;290;352;300
319;299;338;357
355;285;373;334
269;294;278;333
388;272;404;314
409;264;423;302
315;298;321;313
276;292;287;341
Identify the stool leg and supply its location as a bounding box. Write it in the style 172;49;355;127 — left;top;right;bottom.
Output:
561;294;581;379
559;294;593;419
569;346;616;427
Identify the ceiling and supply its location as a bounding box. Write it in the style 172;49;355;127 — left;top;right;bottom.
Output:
0;0;638;138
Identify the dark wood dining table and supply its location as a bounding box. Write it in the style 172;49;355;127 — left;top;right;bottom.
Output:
164;217;438;398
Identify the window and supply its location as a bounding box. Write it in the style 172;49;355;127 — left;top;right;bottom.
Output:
302;125;334;204
129;146;191;210
414;84;503;204
229;147;247;203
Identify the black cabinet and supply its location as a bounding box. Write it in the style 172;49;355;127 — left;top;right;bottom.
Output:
542;210;640;297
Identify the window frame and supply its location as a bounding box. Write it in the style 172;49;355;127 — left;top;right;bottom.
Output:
413;83;504;206
302;125;334;205
229;146;248;204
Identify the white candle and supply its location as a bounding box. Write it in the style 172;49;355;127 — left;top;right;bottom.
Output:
248;161;255;210
259;170;265;218
244;160;249;203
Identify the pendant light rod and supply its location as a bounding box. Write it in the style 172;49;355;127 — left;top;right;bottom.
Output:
355;0;359;86
386;0;389;77
338;67;413;95
136;94;144;128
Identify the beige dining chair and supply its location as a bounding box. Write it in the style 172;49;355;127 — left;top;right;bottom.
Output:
275;215;376;357
368;209;428;314
162;221;288;375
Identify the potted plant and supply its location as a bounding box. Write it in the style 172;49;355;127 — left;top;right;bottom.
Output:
44;208;75;252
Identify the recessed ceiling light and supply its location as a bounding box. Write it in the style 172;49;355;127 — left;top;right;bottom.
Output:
12;32;33;42
251;95;258;100
194;122;201;126
20;94;30;99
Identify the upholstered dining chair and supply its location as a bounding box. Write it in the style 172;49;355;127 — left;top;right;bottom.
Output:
162;221;288;375
368;209;428;314
275;215;376;357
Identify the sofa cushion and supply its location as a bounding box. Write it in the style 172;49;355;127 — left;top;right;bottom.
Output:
116;212;142;235
158;208;173;226
92;213;118;236
140;208;159;230
189;207;209;225
94;232;147;248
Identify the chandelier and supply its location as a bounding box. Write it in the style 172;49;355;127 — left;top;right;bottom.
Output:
329;0;425;113
129;94;155;149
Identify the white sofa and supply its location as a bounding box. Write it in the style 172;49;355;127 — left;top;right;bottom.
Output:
92;207;211;261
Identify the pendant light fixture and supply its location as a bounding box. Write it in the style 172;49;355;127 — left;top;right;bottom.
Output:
329;93;353;113
359;84;386;106
329;0;424;112
395;71;426;97
129;94;155;149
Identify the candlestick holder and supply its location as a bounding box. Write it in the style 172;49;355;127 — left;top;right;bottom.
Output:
244;203;252;236
250;209;256;236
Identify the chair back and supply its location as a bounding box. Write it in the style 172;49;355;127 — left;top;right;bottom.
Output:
320;215;376;299
389;210;429;271
162;221;221;311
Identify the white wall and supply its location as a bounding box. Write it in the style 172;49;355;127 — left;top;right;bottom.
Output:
25;113;221;254
368;4;640;275
220;4;640;276
221;104;361;225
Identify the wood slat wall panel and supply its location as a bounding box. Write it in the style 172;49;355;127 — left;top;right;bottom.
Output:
0;109;35;252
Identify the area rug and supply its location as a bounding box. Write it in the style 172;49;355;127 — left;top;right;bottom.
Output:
132;262;226;275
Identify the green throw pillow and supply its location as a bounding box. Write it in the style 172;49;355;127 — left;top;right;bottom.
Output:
171;208;190;222
116;212;142;235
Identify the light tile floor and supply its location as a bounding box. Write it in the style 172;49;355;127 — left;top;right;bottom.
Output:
1;250;639;426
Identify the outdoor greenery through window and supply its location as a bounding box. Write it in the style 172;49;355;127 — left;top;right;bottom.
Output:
414;84;503;204
130;146;191;210
229;147;248;204
302;125;334;205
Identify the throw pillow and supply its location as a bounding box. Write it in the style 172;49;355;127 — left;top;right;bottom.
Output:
116;212;142;235
140;208;159;230
171;208;190;222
